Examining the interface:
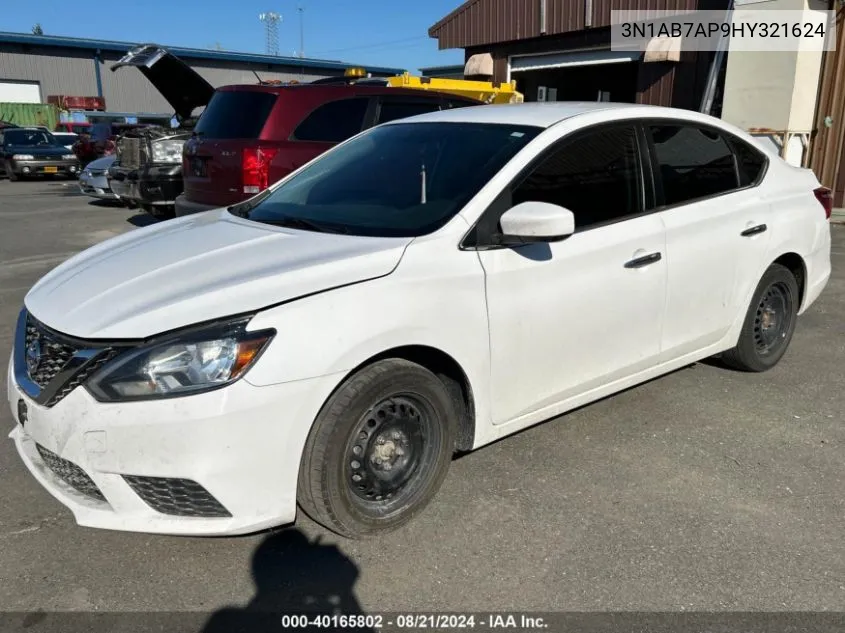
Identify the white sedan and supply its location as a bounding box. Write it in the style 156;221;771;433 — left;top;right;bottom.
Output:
6;103;832;538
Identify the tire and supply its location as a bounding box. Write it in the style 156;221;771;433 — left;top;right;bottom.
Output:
6;163;18;181
297;359;457;539
721;263;800;372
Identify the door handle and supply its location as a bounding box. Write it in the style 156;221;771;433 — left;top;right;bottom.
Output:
624;252;662;269
741;224;767;237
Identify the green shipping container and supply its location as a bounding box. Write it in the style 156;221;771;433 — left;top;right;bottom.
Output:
0;102;59;130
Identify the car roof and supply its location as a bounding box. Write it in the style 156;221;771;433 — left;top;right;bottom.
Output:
386;102;731;129
214;83;480;103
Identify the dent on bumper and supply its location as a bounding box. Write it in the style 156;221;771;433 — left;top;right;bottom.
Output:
6;368;345;536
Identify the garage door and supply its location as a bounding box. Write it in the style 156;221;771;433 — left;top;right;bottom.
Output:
0;81;41;104
511;50;641;73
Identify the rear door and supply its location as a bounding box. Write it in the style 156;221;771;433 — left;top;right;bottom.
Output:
182;89;279;206
646;122;772;359
283;96;373;179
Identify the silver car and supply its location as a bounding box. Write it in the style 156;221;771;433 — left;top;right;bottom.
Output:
78;155;118;200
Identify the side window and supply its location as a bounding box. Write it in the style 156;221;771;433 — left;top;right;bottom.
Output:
376;100;440;124
730;136;767;187
511;124;642;230
649;125;739;206
293;98;369;143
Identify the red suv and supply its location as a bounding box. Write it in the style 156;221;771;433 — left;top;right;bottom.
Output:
175;82;481;216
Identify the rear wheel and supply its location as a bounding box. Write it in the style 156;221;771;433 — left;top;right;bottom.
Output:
297;359;456;539
722;263;800;372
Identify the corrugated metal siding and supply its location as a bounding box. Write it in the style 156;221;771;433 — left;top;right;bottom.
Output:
0;50;98;100
432;0;722;49
0;46;333;115
592;0;697;31
809;6;845;205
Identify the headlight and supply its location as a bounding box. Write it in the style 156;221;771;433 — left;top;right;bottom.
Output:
12;154;34;160
86;318;275;402
151;139;186;164
63;154;77;160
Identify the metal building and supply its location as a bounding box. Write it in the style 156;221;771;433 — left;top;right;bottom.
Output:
428;0;727;109
0;32;404;114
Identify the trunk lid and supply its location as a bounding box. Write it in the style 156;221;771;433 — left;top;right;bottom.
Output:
111;44;215;120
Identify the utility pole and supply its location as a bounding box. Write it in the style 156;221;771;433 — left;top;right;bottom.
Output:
298;6;305;58
259;11;282;56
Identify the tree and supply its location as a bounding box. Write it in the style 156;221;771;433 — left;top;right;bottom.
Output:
31;23;44;35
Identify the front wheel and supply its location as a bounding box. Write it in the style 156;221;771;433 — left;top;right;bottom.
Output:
6;163;19;181
297;359;456;538
721;263;800;372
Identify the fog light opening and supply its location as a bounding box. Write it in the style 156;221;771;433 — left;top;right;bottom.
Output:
21;167;31;174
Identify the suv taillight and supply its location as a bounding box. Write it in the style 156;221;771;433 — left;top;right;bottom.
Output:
814;186;833;220
242;147;278;195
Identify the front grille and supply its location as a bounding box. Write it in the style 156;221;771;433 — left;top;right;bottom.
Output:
117;137;148;169
25;319;79;388
19;312;120;408
45;348;120;408
36;444;106;502
123;476;232;518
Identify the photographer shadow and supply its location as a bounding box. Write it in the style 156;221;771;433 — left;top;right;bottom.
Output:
202;528;375;633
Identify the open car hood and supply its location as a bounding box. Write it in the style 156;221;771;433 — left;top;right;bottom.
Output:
111;44;215;120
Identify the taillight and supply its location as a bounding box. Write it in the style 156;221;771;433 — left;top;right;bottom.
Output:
242;147;278;195
814;186;833;220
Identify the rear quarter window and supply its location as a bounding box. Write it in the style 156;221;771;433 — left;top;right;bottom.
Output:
292;98;370;143
194;91;278;139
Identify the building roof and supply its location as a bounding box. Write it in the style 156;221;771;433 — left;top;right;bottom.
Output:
0;32;405;75
380;101;731;130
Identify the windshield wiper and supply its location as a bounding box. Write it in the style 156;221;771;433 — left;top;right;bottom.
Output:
227;188;274;217
261;215;349;234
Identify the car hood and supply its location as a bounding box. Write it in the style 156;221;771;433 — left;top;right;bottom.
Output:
84;155;116;171
111;44;215;120
24;210;412;339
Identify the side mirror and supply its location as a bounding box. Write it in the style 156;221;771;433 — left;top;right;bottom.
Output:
497;201;575;245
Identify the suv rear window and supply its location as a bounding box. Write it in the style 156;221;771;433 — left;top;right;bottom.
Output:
194;91;277;139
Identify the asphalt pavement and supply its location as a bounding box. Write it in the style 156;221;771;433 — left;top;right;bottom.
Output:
0;179;843;620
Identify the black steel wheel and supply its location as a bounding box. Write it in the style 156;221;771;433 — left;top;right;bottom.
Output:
722;263;800;372
297;359;456;538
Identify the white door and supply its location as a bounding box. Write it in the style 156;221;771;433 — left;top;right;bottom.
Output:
645;123;773;358
477;123;668;425
0;80;41;104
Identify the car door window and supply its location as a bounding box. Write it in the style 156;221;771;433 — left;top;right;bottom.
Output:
729;136;768;187
511;124;642;230
376;100;441;125
649;125;739;206
292;98;370;143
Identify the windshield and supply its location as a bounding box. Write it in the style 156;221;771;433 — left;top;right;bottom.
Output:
4;130;58;147
236;122;542;237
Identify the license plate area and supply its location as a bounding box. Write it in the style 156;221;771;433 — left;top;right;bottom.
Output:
190;158;207;177
43;166;58;174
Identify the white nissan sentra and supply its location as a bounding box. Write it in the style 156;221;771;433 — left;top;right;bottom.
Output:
7;103;832;538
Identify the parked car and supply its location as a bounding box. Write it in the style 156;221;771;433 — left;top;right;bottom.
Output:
6;103;831;539
78;154;118;200
1;128;80;180
175;77;481;217
105;44;481;219
52;131;78;150
106;45;214;219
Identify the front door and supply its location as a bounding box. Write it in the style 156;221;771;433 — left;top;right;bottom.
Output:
477;123;668;425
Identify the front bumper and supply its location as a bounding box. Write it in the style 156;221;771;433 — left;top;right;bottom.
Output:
10;159;80;176
108;164;183;207
78;172;117;199
7;355;343;536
